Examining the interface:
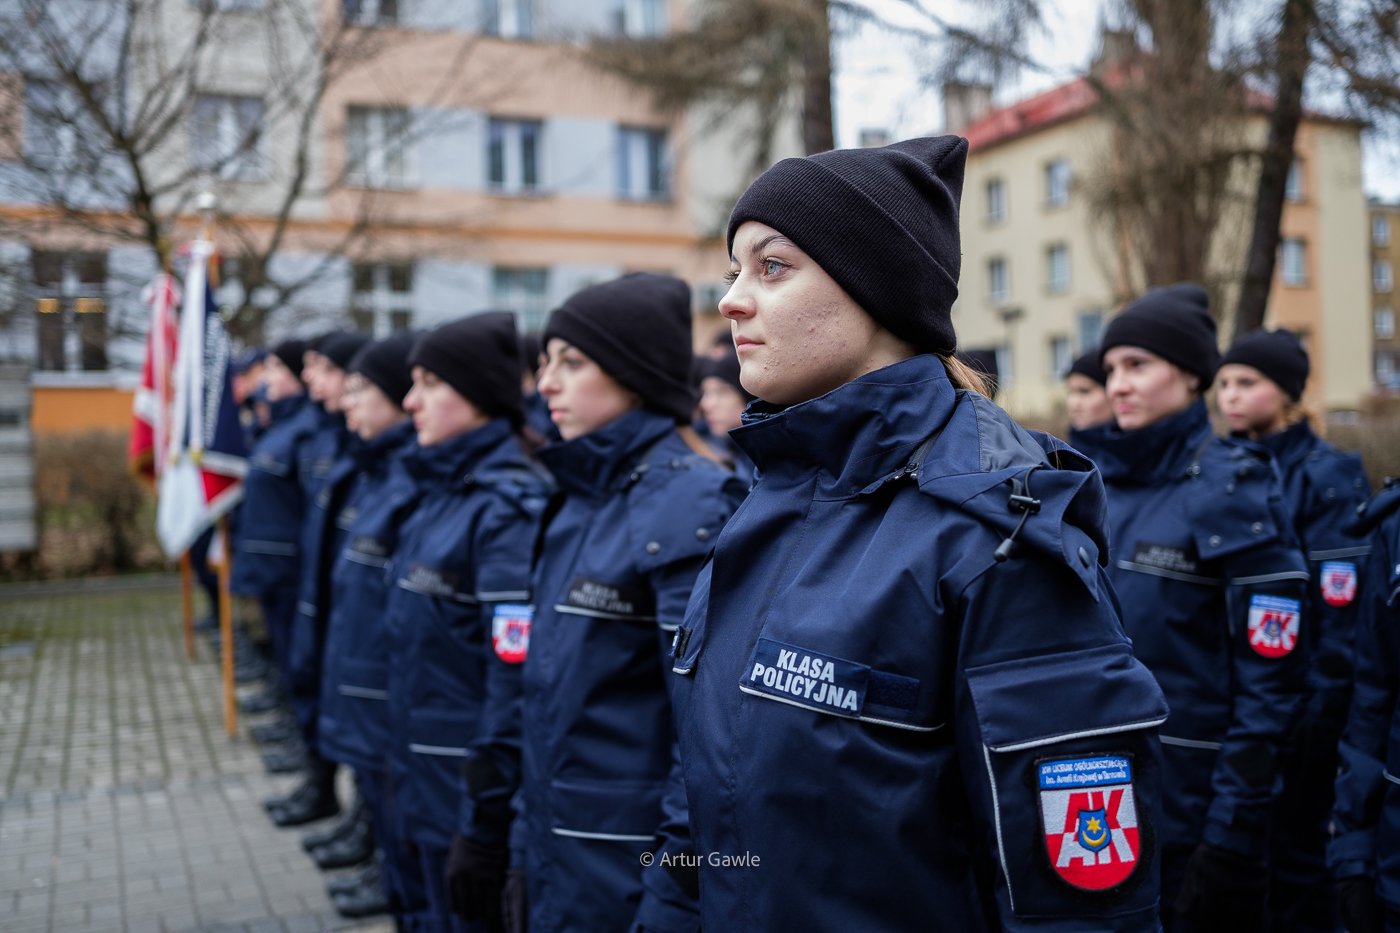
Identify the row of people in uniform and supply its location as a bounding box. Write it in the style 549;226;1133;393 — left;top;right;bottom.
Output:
214;130;1400;933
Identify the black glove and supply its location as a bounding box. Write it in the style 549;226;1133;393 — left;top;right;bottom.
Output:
444;834;508;930
503;867;528;933
1173;843;1267;930
1336;875;1384;933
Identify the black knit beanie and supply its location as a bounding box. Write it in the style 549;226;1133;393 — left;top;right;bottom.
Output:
542;273;695;423
320;332;372;371
1067;348;1107;387
1099;283;1220;386
349;331;417;409
272;339;308;378
725;135;967;355
1220;329;1310;400
408;312;523;426
699;346;756;402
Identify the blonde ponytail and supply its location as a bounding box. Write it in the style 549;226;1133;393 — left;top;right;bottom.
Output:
939;354;991;397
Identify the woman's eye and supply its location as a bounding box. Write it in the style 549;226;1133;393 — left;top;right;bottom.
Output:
762;258;785;277
723;268;740;284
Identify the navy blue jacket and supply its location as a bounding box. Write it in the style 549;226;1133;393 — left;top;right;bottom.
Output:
674;355;1167;932
516;409;743;933
287;409;349;690
315;420;418;769
1253;420;1370;724
231;394;315;597
1330;480;1400;899
383;419;550;851
1074;401;1309;858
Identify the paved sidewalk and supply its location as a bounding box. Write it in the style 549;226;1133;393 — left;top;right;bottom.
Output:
0;576;393;933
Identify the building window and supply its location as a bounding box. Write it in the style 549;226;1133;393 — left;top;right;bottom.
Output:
1045;159;1071;208
191;94;264;180
986;178;1005;224
1284;159;1303;202
342;0;397;25
1046;243;1070;294
1377;307;1396;340
350;262;413;338
615;0;665;36
31;251;107;372
492;266;550;333
988;257;1009;306
617;126;669;200
1049;335;1072;378
347;106;411;188
487;118;542;194
1376;259;1395;293
1374;215;1391;247
995;343;1014;389
484;0;533;38
1077;309;1104;351
1378;350;1399;388
1280;238;1307;287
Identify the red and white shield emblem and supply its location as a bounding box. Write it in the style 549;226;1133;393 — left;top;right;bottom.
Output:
1038;755;1140;891
492;604;532;664
1321;561;1358;608
1247;594;1301;658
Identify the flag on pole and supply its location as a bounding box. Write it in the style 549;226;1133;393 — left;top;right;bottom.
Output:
155;239;248;557
128;272;180;481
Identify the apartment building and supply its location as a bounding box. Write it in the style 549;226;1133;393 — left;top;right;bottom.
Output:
1372;200;1400;389
949;78;1371;418
0;0;792;430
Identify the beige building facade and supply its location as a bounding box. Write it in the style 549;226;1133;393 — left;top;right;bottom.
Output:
951;79;1371;418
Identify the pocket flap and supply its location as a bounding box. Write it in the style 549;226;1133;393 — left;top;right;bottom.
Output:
965;644;1168;753
548;779;664;841
406;707;476;757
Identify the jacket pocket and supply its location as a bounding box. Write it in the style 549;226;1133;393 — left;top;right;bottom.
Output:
964;643;1168;918
547;778;664;843
406;707;476;759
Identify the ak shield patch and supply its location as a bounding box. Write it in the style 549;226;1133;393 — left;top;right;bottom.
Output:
1038;755;1140;891
1247;594;1301;658
1320;561;1358;608
492;604;532;664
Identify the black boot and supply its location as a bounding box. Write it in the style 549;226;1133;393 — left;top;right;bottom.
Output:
261;742;307;775
239;688;284;715
302;794;365;852
266;755;339;827
250;718;299;745
327;855;382;896
331;870;390;919
311;816;375;869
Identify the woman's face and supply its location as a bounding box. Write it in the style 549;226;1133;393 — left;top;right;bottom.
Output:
343;373;407;442
318;366;348;413
1216;363;1290;438
699;376;747;437
1103;346;1199;432
720;221;903;407
402;366;487;447
1065;373;1112;432
261;354;303;402
537;339;640;441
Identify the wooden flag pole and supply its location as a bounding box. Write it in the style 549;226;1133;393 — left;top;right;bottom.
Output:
218;518;237;737
179;551;195;660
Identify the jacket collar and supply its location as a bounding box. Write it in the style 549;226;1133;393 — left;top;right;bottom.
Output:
731;354;959;496
404;417;516;487
1250;419;1316;469
538;409;676;499
1072;399;1213;486
268;393;307;424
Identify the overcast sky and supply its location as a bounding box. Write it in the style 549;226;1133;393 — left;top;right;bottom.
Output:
831;0;1400;199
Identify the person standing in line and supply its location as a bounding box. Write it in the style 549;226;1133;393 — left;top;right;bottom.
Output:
1329;478;1400;933
696;344;756;485
1216;328;1371;932
1064;347;1113;432
381;312;551;933
1071;285;1311;931
672;137;1168;932
452;274;744;933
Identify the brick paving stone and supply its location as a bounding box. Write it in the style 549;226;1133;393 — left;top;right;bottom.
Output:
0;579;389;932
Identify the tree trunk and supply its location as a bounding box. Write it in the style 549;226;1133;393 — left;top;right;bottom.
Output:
1234;0;1313;341
801;0;834;154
